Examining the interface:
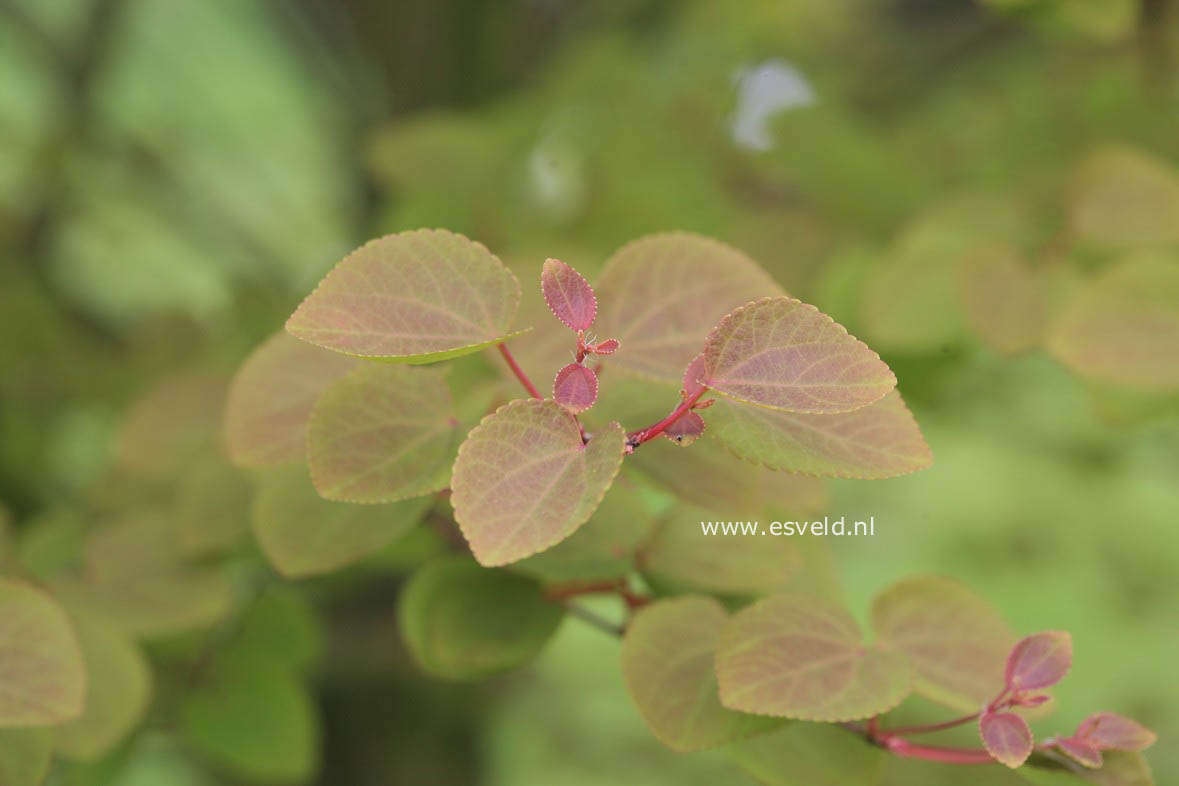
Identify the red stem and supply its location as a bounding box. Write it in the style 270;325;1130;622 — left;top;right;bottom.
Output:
626;387;707;448
881;736;996;765
497;343;542;399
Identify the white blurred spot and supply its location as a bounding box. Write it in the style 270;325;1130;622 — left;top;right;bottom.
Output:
731;60;816;152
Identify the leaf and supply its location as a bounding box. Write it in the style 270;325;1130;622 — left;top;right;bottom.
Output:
1046;255;1179;391
220;587;323;676
715;593;912;721
113;372;225;481
451;399;625;566
1017;751;1157;786
708;390;931;479
726;717;886;786
702;297;896;414
541;258;596;331
871;576;1015;711
54;609;151;760
172;455;250;556
1069;146;1179;252
251;464;430;577
663;410;705;446
224;330;357;467
398;556;563;680
552;363;599;413
958;246;1068;356
1075;713;1157;752
621;597;779;752
681;352;708;399
307;364;458;502
595;233;784;383
1006;631;1072;691
0;728;52;786
286;228;527;362
980;711;1034;768
0;579;85;726
1059;739;1104;768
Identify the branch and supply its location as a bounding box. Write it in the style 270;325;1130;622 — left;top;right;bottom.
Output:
496;343;542;399
626;386;707;451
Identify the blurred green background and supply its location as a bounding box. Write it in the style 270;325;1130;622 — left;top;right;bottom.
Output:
1;0;1177;784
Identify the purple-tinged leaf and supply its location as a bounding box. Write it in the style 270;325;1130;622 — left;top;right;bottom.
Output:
682;353;707;400
286;229;528;362
1076;712;1158;752
1058;738;1104;768
552;363;599;413
979;711;1033;768
224;331;358;467
1005;631;1072;691
702;297;897;414
588;338;620;355
451;400;625;566
542;258;596;331
662;411;705;446
715;594;912;722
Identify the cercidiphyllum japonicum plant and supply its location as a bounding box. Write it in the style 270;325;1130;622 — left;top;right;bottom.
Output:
215;229;1158;784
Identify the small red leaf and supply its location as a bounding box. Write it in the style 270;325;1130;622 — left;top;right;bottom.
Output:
682;353;708;400
553;363;599;413
590;338;620;355
1005;631;1072;691
979;711;1033;768
663;411;705;446
1076;712;1158;752
1058;738;1103;768
542;258;597;331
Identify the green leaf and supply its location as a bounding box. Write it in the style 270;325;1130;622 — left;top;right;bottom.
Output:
219;587;323;676
172;456;250;556
308;364;458;502
112;372;225;481
871;576;1015;712
54;609;152;760
1046;254;1179;391
957;245;1067;356
451;399;625;566
0;728;53;786
621;597;781;752
0;578;85;726
224;330;357;467
707;390;931;479
398;556;563;680
595;233;784;383
726;722;886;786
1018;752;1155;786
702;296;896;414
1069;145;1179;253
251;464;430;577
286;229;526;362
716;593;912;721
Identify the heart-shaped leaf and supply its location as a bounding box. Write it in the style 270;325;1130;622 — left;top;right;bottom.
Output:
871;576;1015;711
451;400;625;566
552;363;599;413
286;229;527;362
398;557;563;680
308;364;457;503
716;594;912;721
595;233;784;383
980;711;1033;768
0;579;85;725
702;297;897;414
622;597;780;752
1005;631;1072;691
663;411;705;446
708;390;931;479
1075;713;1157;752
542;258;596;331
224;330;357;467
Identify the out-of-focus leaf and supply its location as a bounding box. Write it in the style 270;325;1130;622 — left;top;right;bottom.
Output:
112;373;226;481
1018;752;1156;786
1005;631;1072;691
251;464;430;578
0;578;85;725
1075;713;1158;753
595;233;784;383
224;330;357;468
621;597;780;752
286;229;526;362
1069;146;1179;252
871;576;1015;712
0;728;53;786
726;722;885;786
221;587;323;676
958;246;1065;355
398;556;563;680
716;593;912;721
541;258;597;331
981;711;1034;768
172;456;250;557
308;365;458;502
15;509;88;579
451;400;625;566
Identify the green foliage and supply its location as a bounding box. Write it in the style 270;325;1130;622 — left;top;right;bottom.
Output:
0;579;85;726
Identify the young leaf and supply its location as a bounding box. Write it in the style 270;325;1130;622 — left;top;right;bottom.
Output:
541;258;597;331
0;729;52;786
286;229;527;362
224;330;357;467
708;390;931;479
552;363;599;413
451;400;625;566
1075;713;1158;752
702;297;897;414
979;711;1034;768
398;556;563;680
681;353;708;399
1005;631;1072;691
871;576;1015;712
0;579;85;725
595;233;784;383
307;364;458;503
251;464;430;577
1058;739;1104;769
621;597;780;752
715;593;912;721
662;410;705;446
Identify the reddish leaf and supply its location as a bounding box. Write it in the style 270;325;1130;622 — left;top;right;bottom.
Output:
662;411;705;446
552;363;599;413
589;338;619;355
1076;712;1158;752
1058;738;1103;768
979;711;1033;768
681;353;707;400
1005;631;1072;691
542;258;597;331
